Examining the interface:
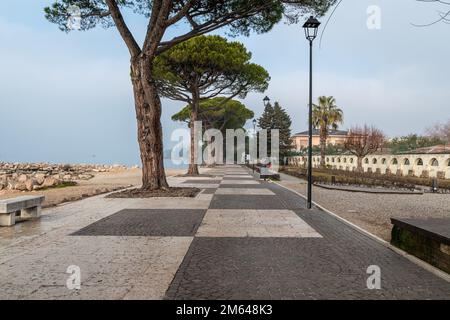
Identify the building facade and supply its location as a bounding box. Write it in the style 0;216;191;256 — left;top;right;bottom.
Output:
288;153;450;179
291;129;348;150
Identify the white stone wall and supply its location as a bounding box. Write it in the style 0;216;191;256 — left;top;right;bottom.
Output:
287;154;450;179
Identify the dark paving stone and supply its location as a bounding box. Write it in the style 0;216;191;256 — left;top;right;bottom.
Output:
165;236;450;300
218;183;267;189
182;180;221;184
266;182;308;210
201;188;217;194
209;194;286;209
72;209;206;236
166;168;450;299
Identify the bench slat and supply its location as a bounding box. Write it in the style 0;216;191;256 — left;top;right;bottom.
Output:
0;196;45;213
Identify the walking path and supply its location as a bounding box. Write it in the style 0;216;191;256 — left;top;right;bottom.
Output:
0;165;448;299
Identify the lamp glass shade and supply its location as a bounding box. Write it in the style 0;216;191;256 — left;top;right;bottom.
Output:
302;16;321;41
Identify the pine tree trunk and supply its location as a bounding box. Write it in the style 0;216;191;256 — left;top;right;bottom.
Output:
320;129;327;168
187;89;200;175
131;58;169;190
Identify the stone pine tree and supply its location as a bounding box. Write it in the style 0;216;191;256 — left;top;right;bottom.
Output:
258;101;293;159
154;35;269;175
172;97;254;165
172;98;255;134
44;0;335;190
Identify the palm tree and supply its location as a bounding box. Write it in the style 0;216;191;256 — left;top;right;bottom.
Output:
312;96;344;168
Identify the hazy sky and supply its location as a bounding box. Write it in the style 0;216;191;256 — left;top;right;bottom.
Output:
1;0;449;166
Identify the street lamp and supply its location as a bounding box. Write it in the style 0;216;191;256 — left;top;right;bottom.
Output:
263;96;270;107
302;16;320;210
252;119;257;173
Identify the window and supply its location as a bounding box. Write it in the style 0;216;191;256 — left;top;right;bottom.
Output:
404;158;410;166
350;158;354;164
392;158;398;165
430;158;439;166
447;159;450;166
381;158;387;165
416;158;423;166
364;158;369;164
343;158;347;163
372;158;377;164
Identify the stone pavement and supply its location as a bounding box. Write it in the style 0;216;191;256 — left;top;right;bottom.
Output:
0;165;449;299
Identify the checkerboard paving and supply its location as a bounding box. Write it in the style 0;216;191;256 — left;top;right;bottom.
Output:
2;165;449;300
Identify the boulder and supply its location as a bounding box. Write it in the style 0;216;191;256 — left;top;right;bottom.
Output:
25;179;36;191
18;174;28;183
42;177;60;188
14;182;27;191
35;173;46;185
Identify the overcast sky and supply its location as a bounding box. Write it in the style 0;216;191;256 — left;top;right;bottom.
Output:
1;0;449;166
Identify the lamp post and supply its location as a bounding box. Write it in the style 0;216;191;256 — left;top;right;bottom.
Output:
252;119;257;173
302;16;321;210
263;96;270;107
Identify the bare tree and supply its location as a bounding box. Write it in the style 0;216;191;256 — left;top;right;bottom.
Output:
414;0;450;26
425;119;450;143
344;125;385;172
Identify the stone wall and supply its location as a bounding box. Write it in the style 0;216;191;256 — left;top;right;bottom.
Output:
287;154;450;179
0;163;129;191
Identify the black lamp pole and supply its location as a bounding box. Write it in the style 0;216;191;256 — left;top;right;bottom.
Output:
303;16;320;210
252;118;257;173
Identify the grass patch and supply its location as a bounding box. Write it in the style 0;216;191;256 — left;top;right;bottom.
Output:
39;181;78;191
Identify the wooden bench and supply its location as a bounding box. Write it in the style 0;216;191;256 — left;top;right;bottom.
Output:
0;196;45;226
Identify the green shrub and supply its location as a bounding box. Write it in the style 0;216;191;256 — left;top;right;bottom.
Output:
281;166;450;190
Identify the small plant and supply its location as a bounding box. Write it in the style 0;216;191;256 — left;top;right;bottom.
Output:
281;166;450;191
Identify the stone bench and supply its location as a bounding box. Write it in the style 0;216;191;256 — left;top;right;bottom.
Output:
259;167;280;180
391;217;450;273
0;195;45;226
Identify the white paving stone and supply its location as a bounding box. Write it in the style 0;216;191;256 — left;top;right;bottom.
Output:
196;209;322;238
220;180;259;185
225;175;253;178
0;236;193;300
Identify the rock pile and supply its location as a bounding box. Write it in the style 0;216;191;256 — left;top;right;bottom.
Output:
0;163;128;191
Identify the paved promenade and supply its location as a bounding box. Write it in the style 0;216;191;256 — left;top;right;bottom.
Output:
0;165;448;299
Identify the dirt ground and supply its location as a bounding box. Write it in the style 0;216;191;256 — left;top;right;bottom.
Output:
0;168;184;208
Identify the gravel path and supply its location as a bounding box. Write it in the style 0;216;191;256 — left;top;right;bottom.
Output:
278;173;450;241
